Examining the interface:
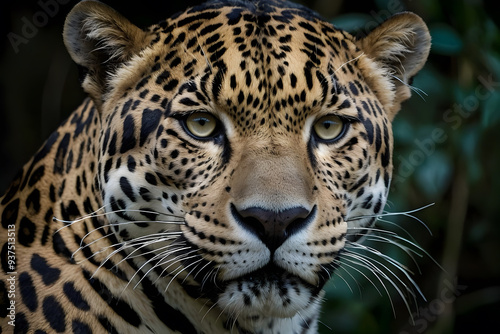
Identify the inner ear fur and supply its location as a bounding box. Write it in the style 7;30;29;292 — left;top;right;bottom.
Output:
63;0;149;106
356;12;431;119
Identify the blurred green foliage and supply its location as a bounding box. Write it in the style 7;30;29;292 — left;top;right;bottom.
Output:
1;0;499;333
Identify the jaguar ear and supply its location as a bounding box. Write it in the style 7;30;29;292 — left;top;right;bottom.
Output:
63;0;148;106
356;12;431;119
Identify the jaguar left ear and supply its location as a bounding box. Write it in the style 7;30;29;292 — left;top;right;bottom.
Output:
63;0;149;106
356;12;431;119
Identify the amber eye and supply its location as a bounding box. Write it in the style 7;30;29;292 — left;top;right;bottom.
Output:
313;115;345;141
185;112;218;138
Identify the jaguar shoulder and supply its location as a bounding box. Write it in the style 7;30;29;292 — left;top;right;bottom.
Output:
0;0;430;333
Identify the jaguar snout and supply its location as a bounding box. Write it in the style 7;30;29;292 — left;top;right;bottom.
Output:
231;204;317;254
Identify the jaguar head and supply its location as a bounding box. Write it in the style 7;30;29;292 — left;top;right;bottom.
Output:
64;0;430;327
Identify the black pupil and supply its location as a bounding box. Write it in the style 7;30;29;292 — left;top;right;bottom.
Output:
197;117;208;126
324;120;335;129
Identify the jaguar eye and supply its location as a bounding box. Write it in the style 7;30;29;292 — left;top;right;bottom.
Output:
313;115;345;141
185;112;218;138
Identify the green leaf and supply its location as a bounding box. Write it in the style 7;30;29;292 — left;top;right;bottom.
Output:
429;24;464;55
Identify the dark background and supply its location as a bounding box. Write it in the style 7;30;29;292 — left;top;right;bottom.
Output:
1;0;499;333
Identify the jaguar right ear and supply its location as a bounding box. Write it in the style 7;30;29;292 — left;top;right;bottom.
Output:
356;12;431;120
63;0;149;106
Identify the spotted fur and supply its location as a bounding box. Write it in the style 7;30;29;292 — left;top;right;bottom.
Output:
0;1;430;333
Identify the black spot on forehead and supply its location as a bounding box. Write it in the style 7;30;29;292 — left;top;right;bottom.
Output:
186;0;322;22
156;0;364;138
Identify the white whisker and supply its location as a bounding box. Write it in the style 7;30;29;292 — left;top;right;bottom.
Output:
390;74;428;100
371;217;419;243
346;242;423;299
163;254;203;292
72;231;117;260
335;258;382;297
53;204;108;232
340;252;397;316
334;53;364;73
54;206;183;232
112;234;181;267
131;246;193;289
347;203;434;235
201;299;220;323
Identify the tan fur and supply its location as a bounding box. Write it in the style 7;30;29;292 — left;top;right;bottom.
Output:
63;1;151;107
357;12;431;118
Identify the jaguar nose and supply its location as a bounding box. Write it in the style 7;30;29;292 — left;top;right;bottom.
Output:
231;204;316;254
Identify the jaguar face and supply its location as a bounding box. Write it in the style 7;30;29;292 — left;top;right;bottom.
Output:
63;0;430;325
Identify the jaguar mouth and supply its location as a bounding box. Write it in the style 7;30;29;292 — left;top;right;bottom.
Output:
230;263;311;286
216;263;323;318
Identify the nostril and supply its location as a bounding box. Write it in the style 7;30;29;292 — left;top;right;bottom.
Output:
285;213;310;237
230;204;316;253
240;215;267;240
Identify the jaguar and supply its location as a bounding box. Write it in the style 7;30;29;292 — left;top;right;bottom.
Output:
0;0;431;333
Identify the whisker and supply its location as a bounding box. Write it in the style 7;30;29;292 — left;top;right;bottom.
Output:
76;221;181;259
201;299;220;323
131;245;193;289
53;204;108;232
356;234;423;274
112;234;181;267
346;226;397;236
346;242;423;299
350;227;444;272
371;217;419;243
347;203;434;235
54;207;184;232
339;198;447;324
230;309;242;334
73;229;179;261
72;231;117;260
295;311;310;330
346;226;422;270
181;259;205;284
319;264;332;280
390;74;428;100
152;248;198;283
329;261;359;295
163;254;203;292
340;252;397;317
201;265;219;291
343;248;420;320
332;268;356;295
90;242;131;279
358;231;423;256
334;53;364;73
346;227;423;257
335;258;383;297
192;259;214;281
